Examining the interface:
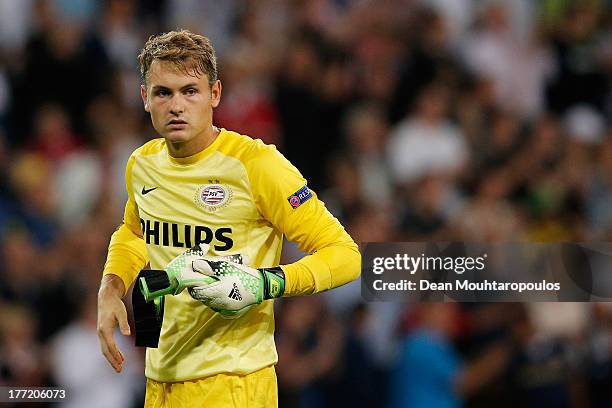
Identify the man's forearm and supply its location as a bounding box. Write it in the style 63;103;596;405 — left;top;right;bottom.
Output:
103;223;149;296
99;274;127;300
282;243;361;296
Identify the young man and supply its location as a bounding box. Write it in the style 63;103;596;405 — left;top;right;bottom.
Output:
97;30;361;407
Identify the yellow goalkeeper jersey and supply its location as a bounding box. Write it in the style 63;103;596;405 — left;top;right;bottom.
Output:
103;128;360;382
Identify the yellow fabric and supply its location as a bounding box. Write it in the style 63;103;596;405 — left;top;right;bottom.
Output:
282;243;361;295
144;365;277;408
104;152;150;296
236;138;361;294
102;129;361;382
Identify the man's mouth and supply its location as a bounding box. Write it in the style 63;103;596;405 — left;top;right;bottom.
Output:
168;119;188;129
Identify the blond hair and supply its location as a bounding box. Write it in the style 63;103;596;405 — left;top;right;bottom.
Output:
138;29;218;87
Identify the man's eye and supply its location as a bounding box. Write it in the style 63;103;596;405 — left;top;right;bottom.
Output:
156;90;170;97
185;88;197;95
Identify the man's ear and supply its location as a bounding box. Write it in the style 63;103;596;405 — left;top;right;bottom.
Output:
141;85;150;112
211;80;222;108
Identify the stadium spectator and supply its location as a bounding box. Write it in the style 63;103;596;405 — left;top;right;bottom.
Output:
0;1;610;406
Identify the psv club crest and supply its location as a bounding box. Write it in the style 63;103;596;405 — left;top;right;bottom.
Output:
194;181;233;212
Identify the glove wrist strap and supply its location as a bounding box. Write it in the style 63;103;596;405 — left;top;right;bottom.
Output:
133;269;166;348
138;269;176;302
260;267;285;300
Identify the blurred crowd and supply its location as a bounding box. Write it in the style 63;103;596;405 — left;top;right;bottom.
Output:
0;0;610;407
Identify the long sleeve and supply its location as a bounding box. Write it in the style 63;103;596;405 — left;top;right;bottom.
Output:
103;155;149;296
246;144;361;296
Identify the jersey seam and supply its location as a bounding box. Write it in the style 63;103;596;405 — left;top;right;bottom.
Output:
213;148;259;261
215;132;273;259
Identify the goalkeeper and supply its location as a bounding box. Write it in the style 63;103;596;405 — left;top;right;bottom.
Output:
96;30;361;408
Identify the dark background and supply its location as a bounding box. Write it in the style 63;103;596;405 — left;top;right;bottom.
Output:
0;0;611;407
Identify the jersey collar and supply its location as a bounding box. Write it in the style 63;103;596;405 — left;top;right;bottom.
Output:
166;128;226;165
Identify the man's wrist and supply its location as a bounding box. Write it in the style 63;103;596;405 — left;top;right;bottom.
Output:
99;274;127;299
260;267;285;300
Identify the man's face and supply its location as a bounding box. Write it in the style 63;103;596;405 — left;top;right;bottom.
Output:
141;60;221;145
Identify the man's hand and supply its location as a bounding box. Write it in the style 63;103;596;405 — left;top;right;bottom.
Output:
97;274;130;373
138;245;217;302
188;258;285;315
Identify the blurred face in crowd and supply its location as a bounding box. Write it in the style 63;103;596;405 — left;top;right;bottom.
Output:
417;86;449;123
141;59;221;156
425;303;461;338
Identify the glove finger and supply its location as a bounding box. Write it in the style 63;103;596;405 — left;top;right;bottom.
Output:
192;259;216;276
240;254;251;266
196;243;210;255
188;282;222;301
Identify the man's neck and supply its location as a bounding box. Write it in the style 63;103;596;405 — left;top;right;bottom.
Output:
167;126;219;158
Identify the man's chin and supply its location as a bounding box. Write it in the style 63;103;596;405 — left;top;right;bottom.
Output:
163;131;192;143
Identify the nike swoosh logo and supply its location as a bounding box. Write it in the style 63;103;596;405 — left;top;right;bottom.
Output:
141;186;158;195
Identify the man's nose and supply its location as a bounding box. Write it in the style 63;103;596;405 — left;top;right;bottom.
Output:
169;95;184;115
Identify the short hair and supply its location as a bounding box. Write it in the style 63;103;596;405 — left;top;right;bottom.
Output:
138;30;218;87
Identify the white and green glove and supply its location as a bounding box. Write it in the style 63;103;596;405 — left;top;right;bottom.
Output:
138;245;217;302
188;255;285;316
138;244;285;316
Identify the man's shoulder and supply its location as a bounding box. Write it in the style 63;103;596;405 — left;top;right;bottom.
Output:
220;129;279;163
130;138;166;159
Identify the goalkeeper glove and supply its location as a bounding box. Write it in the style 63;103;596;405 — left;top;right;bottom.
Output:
138;245;217;302
188;258;285;315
